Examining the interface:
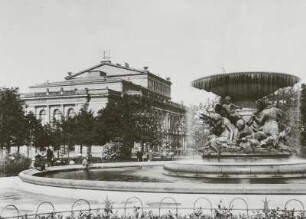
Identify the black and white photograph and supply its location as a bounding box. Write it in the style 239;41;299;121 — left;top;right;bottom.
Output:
1;0;306;218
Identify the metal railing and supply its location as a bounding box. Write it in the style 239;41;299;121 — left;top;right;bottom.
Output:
0;196;305;219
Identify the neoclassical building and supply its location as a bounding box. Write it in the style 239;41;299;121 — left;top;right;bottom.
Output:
22;60;186;150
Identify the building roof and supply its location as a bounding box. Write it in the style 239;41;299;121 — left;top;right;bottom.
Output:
64;60;172;85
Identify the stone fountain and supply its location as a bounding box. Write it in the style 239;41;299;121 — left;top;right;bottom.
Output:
163;72;306;179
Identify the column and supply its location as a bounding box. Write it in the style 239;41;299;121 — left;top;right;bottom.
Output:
47;105;51;123
61;104;65;119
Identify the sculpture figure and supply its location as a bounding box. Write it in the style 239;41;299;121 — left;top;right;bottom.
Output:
252;100;282;146
201;106;235;156
201;96;294;155
222;96;242;125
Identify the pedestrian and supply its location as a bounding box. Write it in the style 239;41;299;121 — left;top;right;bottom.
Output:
148;149;153;162
82;157;89;168
46;146;54;167
34;153;46;171
139;150;143;161
136;150;142;162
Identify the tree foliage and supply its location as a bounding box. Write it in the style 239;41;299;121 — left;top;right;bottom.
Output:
0;87;165;160
24;111;45;152
96;95;163;159
74;104;96;148
0;88;27;151
185;100;219;150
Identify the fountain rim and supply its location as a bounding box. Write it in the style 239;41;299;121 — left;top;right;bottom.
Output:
192;71;301;89
18;161;306;195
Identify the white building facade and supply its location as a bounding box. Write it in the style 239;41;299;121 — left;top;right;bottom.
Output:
22;61;186;151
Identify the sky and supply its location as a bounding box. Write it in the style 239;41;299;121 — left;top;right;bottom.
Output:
1;0;306;106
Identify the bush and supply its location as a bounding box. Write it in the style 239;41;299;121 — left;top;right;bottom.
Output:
101;143;121;161
0;155;32;177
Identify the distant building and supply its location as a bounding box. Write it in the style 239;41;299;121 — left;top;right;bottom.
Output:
22;60;186;151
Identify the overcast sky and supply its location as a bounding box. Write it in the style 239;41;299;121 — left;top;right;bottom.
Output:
1;0;306;106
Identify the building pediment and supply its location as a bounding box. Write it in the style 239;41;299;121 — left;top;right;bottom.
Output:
65;61;147;80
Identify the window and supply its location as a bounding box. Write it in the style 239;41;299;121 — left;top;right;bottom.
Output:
67;108;76;118
53;109;62;121
39;109;47;125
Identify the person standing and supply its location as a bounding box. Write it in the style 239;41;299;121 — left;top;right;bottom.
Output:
148;149;153;162
46;146;54;167
35;153;46;171
82;157;89;169
136;150;142;162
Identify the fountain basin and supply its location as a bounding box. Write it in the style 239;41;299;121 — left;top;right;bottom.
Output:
192;72;300;104
18;161;306;195
163;158;306;179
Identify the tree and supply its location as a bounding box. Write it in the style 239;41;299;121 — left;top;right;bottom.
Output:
95;100;121;145
185;102;216;151
73;103;96;157
24;112;43;156
300;84;306;156
96;95;163;159
0;88;27;154
59;116;78;158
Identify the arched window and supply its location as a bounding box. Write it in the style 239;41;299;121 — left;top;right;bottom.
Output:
39;109;47;125
67;108;76;118
53;109;62;121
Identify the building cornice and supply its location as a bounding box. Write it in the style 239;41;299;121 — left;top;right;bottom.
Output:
21;88;121;100
29;78;126;89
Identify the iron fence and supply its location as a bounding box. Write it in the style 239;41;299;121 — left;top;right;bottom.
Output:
0;196;305;219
